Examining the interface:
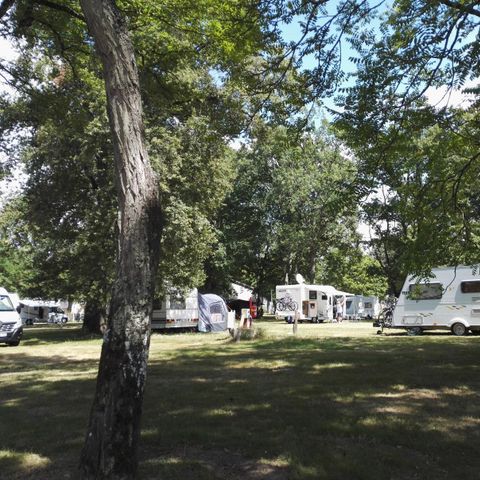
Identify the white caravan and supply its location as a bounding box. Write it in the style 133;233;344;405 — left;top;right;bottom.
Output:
151;288;235;331
361;296;380;319
275;283;353;322
0;287;23;346
345;295;364;320
151;288;200;330
389;266;480;335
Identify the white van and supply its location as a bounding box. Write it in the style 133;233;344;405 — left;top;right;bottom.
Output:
386;266;480;335
0;288;23;346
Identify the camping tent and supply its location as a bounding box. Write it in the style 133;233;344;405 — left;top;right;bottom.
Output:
198;294;230;332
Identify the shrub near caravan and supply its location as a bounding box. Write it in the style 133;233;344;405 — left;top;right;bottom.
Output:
377;266;480;336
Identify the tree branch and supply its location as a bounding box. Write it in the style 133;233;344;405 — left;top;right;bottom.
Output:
33;0;85;22
438;0;480;18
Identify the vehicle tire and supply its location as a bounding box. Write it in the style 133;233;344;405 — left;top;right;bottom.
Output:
290;301;298;311
61;317;68;324
406;326;422;336
276;301;285;312
8;341;20;346
452;322;467;336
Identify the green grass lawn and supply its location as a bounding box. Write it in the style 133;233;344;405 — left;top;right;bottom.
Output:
1;320;480;479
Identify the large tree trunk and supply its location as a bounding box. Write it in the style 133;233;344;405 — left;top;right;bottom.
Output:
78;1;162;478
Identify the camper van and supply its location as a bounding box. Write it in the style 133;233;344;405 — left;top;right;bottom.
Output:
275;283;353;322
381;266;480;335
19;300;68;325
151;288;234;331
0;288;23;346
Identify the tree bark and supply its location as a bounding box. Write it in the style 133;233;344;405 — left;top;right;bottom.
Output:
82;301;107;335
78;1;162;478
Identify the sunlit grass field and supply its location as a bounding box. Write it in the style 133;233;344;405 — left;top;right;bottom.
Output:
1;319;480;479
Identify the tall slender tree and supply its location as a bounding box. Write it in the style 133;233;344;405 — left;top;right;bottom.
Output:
78;1;161;477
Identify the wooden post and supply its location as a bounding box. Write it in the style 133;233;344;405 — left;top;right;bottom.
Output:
293;310;299;335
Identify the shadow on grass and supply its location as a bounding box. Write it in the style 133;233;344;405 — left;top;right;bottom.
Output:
18;325;101;346
2;332;480;479
142;335;480;479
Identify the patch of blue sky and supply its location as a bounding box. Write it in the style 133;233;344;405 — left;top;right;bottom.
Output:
278;1;392;122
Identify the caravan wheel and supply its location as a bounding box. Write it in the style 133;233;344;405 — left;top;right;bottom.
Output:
451;323;467;336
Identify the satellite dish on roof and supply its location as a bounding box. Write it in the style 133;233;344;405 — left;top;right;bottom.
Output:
295;273;305;284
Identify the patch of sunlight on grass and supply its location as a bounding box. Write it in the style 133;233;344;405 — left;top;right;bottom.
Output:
370;389;440;400
295;463;323;477
375;404;415;415
144;456;182;465
312;362;353;371
243;402;271;412
358;416;388;427
0;397;27;407
205;408;236;417
0;369;97;386
227;378;248;384
259;455;290;467
0;450;51;472
423;416;480;437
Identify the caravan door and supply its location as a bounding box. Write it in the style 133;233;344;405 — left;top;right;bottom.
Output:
316;292;331;321
307;290;318;319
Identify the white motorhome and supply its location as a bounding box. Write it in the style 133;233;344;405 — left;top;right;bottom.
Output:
19;300;68;325
0;287;23;346
275;283;353;322
387;266;480;335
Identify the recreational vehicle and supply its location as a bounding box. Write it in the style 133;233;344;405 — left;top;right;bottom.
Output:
0;287;23;346
151;288;200;330
345;295;364;320
378;266;480;335
361;296;380;319
19;300;68;325
151;288;234;332
275;283;353;322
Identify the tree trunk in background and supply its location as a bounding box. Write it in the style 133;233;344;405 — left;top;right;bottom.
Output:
82;301;107;335
78;1;162;478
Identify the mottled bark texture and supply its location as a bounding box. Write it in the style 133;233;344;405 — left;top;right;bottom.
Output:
79;1;162;478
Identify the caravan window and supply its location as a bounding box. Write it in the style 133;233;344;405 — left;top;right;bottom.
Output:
210;303;222;314
0;295;14;311
170;295;186;309
309;291;317;300
408;283;443;300
461;281;480;294
364;302;373;309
